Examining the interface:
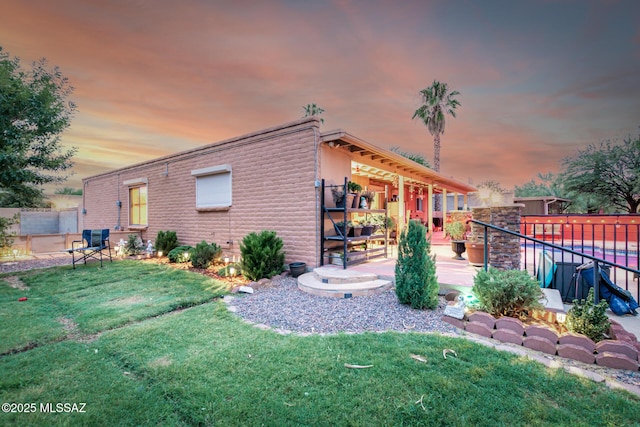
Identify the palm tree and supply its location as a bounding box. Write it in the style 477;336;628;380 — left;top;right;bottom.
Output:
412;81;460;172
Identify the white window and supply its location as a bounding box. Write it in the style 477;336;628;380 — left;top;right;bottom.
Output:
191;164;232;209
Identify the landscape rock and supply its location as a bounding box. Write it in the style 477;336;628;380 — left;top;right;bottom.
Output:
494;316;525;336
595;352;639;371
492;329;523;346
467;311;495;330
525;324;559;344
558;332;596;354
557;344;596;365
444;290;461;301
465;321;493;338
595;340;639;361
441;315;465;330
523;336;557;355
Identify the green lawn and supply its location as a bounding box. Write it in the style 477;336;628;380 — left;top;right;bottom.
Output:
1;261;639;426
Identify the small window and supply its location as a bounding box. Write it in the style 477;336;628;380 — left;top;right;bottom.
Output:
192;164;232;209
129;185;147;226
416;198;424;212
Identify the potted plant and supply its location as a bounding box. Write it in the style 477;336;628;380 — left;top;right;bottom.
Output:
361;220;374;236
331;187;346;208
334;220;351;237
444;221;467;260
347;181;362;208
351;222;363;237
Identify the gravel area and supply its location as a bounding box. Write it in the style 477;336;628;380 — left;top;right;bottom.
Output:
227;275;460;335
0;256;72;273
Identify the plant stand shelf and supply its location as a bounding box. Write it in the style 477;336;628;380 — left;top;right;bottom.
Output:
321;178;389;269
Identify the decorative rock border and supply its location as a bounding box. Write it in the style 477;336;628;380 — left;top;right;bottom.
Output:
443;313;640;371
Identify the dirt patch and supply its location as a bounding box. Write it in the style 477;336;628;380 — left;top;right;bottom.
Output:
2;276;29;291
57;317;101;343
148;356;172;368
58;317;81;340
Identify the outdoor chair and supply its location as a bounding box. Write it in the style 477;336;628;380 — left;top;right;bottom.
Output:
67;229;113;269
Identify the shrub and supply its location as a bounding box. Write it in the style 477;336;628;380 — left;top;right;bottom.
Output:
395;220;438;309
444;221;466;241
168;245;193;263
566;288;611;342
472;268;544;319
240;230;285;281
124;234;144;255
0;213;19;255
155;230;179;254
190;241;222;269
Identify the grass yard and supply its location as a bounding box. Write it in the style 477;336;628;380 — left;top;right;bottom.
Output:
1;261;639;426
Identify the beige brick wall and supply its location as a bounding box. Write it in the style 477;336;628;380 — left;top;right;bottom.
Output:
83;118;323;267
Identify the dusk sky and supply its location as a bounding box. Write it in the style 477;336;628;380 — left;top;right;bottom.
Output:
2;0;639;191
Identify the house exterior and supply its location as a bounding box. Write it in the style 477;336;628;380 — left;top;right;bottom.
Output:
514;196;571;215
82;117;476;267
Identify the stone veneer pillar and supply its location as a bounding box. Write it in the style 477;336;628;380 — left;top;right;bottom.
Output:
471;204;524;270
468;207;490;245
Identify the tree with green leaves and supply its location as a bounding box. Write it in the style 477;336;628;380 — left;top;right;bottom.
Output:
395;220;438;309
515;172;563;198
514;172;603;213
0;46;77;207
302;103;325;124
412;81;460;173
0;213;19;255
561;134;640;213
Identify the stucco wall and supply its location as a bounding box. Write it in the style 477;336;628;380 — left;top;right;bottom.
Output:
83;118;322;267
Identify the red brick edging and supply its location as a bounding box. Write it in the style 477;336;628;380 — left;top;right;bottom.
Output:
443;313;640;371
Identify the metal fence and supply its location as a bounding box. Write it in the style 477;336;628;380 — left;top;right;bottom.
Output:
471;217;640;304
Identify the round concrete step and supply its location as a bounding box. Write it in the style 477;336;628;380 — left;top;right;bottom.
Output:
312;265;378;284
297;270;393;298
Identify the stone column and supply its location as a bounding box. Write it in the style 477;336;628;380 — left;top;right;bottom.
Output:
488;205;524;270
469;207;490;245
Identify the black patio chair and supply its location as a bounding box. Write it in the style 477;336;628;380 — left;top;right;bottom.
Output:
68;229;113;269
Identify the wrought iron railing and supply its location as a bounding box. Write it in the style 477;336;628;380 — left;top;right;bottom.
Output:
470;219;640;304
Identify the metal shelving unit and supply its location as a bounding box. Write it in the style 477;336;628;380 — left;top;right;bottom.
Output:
321;178;389;269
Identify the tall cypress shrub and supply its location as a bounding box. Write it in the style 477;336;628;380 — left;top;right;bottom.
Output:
395;220;439;309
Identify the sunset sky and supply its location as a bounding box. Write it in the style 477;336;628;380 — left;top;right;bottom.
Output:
2;0;639;191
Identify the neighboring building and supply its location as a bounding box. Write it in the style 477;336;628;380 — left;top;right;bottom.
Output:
82;117;476;267
514;196;571;215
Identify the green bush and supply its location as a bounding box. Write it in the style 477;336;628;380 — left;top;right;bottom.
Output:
240;230;285;281
472;268;543;319
394;220;438;309
155;230;179;254
124;234;144;255
566;288;611;342
168;245;193;263
0;213;19;255
190;241;222;269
